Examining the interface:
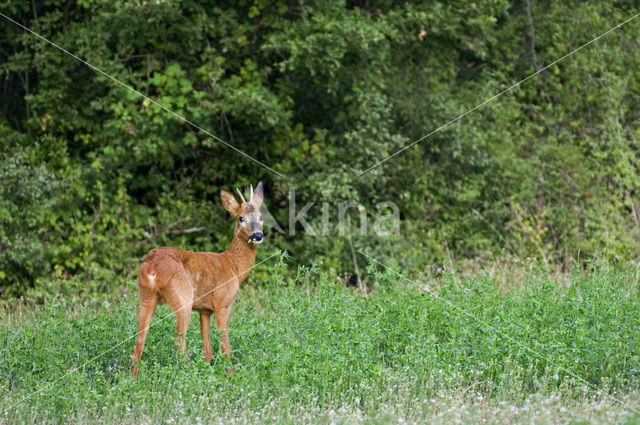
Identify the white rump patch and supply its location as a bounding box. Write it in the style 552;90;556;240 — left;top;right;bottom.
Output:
147;273;157;288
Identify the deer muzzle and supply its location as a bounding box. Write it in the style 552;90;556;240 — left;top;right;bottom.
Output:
248;232;264;244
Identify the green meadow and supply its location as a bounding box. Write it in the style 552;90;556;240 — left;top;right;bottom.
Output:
2;256;639;424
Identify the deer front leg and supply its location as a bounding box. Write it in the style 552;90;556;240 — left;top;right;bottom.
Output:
214;307;232;373
200;311;213;363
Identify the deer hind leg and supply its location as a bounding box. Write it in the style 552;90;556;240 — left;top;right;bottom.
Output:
164;283;194;359
131;287;158;378
175;308;192;359
199;311;213;363
214;306;233;374
214;307;231;358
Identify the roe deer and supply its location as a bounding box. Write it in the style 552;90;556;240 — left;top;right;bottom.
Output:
131;182;265;378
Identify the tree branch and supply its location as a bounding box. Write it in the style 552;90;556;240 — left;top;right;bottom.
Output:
525;0;541;72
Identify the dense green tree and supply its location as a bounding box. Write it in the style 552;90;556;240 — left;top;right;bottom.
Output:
1;1;639;296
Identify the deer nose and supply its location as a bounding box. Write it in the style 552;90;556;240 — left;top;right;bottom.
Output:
249;232;264;243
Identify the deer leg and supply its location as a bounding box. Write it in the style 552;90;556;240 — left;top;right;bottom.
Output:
214;307;233;373
215;308;231;358
162;277;194;360
174;307;192;359
200;311;213;363
131;291;158;378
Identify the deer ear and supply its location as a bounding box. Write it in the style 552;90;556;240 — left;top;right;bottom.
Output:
251;181;264;208
220;189;240;215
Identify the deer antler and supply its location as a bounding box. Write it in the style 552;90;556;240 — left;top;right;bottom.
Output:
235;188;246;203
249;184;254;202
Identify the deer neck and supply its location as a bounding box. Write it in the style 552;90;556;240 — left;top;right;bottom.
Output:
223;227;257;280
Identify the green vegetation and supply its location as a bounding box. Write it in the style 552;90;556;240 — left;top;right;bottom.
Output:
2;1;640;423
2;1;640;296
1;259;639;423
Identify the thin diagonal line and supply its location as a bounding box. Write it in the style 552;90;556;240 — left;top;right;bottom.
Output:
357;250;640;415
1;250;281;414
0;13;284;178
356;11;640;177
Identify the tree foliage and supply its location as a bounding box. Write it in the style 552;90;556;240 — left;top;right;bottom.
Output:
1;0;639;296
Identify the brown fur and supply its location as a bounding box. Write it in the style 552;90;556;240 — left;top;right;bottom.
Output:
130;182;264;377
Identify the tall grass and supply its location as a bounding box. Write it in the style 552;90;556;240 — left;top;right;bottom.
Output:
0;259;639;424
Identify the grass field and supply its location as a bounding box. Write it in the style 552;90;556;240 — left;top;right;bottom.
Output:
1;256;640;424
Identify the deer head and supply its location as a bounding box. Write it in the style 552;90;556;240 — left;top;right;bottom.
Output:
220;181;265;244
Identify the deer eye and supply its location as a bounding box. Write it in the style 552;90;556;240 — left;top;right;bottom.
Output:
259;215;263;221
239;217;245;223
